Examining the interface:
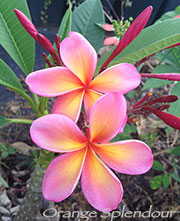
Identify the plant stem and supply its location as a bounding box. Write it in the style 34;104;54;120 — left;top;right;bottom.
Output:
20;91;41;117
154;149;171;156
9;118;33;125
32;93;40;107
39;97;48;115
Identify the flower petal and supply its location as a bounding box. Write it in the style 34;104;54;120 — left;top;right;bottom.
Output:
81;148;123;212
119;115;127;133
84;89;102;118
60;32;97;85
93;140;153;175
104;36;118;46
89;93;127;143
42;148;87;202
30;114;87;152
102;24;114;31
90;63;141;94
52;89;85;122
26;67;83;97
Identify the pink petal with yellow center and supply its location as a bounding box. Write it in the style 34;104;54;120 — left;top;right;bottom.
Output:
104;36;118;46
30;114;87;152
90;63;141;94
89;93;127;143
102;24;114;31
26;67;83;97
60;32;97;85
42;148;87;202
52;89;85;122
93;140;153;175
81;147;123;212
83;89;102;118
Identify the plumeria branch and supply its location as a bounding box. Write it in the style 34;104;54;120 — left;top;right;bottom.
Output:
9;118;33;125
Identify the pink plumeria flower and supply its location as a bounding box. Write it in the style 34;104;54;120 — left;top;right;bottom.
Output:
104;36;119;46
26;32;141;122
102;24;119;46
30;93;153;212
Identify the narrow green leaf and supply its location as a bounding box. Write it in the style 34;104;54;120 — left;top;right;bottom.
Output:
152;160;164;171
0;115;10;128
0;59;24;93
72;0;105;51
162;173;170;189
0;175;9;187
58;2;72;40
109;19;180;65
172;159;178;171
170;172;180;182
150;175;163;190
0;0;35;74
171;146;180;156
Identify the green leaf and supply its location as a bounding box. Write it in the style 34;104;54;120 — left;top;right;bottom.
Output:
171;146;180;156
0;175;8;187
109;19;180;66
170;172;180;182
162;173;170;188
143;78;171;90
0;115;10;128
156;6;180;23
0;59;24;93
152;160;164;171
72;0;105;51
57;2;72;40
111;124;137;142
0;0;35;74
2;151;9;159
168;82;180;119
172;159;178;171
150;175;163;190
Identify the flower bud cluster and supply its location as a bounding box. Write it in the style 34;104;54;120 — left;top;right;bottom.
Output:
112;17;133;39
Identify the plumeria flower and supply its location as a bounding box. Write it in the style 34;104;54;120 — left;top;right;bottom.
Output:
102;24;119;46
26;32;141;122
30;93;153;212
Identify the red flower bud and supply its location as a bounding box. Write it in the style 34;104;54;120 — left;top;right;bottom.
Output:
141;73;180;81
157;104;170;111
42;53;53;67
142;106;180;130
132;92;152;108
54;34;61;53
145;95;178;105
14;9;38;40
